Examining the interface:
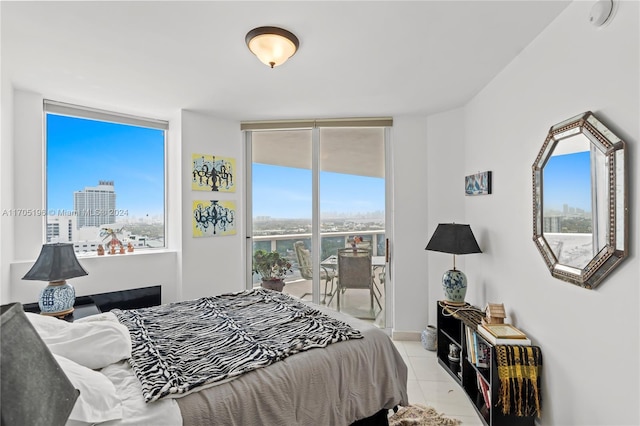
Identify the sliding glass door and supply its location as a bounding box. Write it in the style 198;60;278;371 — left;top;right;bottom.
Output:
246;125;388;328
318;127;386;327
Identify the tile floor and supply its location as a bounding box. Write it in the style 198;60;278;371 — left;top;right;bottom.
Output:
392;340;485;425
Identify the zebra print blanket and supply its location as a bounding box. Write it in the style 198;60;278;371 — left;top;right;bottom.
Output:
113;288;362;402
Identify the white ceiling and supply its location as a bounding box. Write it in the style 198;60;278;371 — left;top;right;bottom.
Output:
2;1;571;122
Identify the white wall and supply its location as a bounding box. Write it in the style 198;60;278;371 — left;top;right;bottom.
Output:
12;91;43;262
425;108;468;326
390;116;430;333
10;251;179;303
460;1;639;424
0;67;14;303
179;110;244;300
394;108;470;331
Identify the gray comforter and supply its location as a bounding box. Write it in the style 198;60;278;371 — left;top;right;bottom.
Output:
176;303;409;426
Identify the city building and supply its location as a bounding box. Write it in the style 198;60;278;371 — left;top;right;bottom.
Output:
543;215;562;233
73;181;116;229
46;215;76;243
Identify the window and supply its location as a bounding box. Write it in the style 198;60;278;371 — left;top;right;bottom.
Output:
45;101;167;254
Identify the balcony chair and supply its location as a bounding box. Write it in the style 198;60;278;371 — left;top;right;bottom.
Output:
293;241;337;304
327;248;382;313
347;239;383;298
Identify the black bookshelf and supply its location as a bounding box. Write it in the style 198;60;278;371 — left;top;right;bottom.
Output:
436;302;536;426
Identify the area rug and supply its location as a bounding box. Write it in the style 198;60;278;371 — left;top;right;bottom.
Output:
389;404;462;426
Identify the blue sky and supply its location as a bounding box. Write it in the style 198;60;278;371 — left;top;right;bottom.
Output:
543;151;591;211
252;164;385;219
47;114;165;218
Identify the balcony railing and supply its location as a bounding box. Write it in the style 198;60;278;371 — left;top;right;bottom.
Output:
252;229;385;284
253;229;384;255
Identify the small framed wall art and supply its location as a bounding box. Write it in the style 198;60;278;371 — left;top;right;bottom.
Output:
192;200;236;237
192;154;236;192
465;171;492;196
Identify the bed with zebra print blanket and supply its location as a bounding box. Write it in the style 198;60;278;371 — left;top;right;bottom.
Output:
113;288;363;403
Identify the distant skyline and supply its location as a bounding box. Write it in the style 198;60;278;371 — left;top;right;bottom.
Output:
543;151;591;212
252;163;385;219
47;114;165;220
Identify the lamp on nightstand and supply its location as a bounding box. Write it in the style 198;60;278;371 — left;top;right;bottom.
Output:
425;223;482;306
22;243;88;317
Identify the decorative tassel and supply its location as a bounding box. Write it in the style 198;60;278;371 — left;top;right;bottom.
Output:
496;345;542;417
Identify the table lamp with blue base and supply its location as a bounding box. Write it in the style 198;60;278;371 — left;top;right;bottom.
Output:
22;243;88;317
426;223;482;306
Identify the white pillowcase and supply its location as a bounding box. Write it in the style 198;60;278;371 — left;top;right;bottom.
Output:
53;354;123;423
26;312;131;370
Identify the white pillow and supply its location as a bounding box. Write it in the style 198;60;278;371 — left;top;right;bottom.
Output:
53;354;123;423
26;312;131;369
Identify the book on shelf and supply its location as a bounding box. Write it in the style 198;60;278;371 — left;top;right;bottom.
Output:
464;326;492;368
476;323;531;346
475;339;490;368
465;327;477;364
473;332;478;363
477;371;491;408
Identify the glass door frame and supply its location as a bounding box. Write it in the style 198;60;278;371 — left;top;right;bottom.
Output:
382;126;393;331
243;126;394;331
310;128;322;303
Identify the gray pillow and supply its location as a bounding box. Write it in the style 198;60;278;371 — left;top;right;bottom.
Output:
1;303;79;426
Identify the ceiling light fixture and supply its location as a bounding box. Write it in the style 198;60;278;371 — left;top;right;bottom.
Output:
245;26;299;69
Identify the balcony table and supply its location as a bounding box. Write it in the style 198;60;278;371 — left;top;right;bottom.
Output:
321;255;386;268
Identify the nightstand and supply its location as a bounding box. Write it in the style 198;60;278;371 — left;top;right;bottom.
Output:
65;302;101;321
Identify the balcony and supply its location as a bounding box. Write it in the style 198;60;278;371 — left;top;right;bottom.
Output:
252;230;386;328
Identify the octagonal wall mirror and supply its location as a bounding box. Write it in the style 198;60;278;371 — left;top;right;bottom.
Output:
532;111;628;289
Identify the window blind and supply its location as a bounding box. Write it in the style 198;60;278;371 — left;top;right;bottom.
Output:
240;117;392;131
44;100;169;130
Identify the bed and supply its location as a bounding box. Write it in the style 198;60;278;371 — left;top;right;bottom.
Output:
7;288;408;426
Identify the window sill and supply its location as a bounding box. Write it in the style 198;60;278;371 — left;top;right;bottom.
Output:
14;248;177;265
74;247;175;259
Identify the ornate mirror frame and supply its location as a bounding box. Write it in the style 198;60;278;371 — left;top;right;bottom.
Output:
532;111;628;289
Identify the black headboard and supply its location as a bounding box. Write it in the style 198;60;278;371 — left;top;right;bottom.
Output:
88;286;162;312
22;285;162;314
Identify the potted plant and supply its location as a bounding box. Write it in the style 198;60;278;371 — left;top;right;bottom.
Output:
252;249;292;292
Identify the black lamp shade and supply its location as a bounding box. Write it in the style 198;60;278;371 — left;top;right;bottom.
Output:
22;243;88;282
425;223;482;255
